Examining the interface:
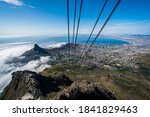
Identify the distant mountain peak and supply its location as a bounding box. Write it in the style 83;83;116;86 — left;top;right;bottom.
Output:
34;44;40;49
33;44;48;54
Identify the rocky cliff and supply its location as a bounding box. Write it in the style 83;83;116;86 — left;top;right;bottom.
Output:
0;70;116;100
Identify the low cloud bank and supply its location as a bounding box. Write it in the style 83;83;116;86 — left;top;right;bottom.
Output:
0;44;51;92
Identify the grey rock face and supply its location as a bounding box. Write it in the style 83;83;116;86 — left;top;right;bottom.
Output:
0;71;116;100
53;80;116;100
0;70;72;100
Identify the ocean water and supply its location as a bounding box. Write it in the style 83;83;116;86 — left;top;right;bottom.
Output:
0;35;129;92
0;35;129;46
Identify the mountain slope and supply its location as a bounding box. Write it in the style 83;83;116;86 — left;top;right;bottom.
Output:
0;68;116;100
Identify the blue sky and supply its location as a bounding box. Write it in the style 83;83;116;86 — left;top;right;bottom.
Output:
0;0;150;36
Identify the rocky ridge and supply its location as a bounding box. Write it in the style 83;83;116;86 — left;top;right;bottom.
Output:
0;70;116;100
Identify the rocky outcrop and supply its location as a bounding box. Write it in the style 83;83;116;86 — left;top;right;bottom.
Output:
23;44;49;56
53;80;116;100
33;44;49;54
0;70;72;100
0;70;116;100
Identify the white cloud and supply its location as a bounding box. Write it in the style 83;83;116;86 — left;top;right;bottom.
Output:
0;44;32;92
16;56;51;72
0;0;34;8
102;21;150;35
0;43;51;92
0;0;24;6
46;42;67;48
40;56;50;63
27;5;34;8
0;44;32;64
